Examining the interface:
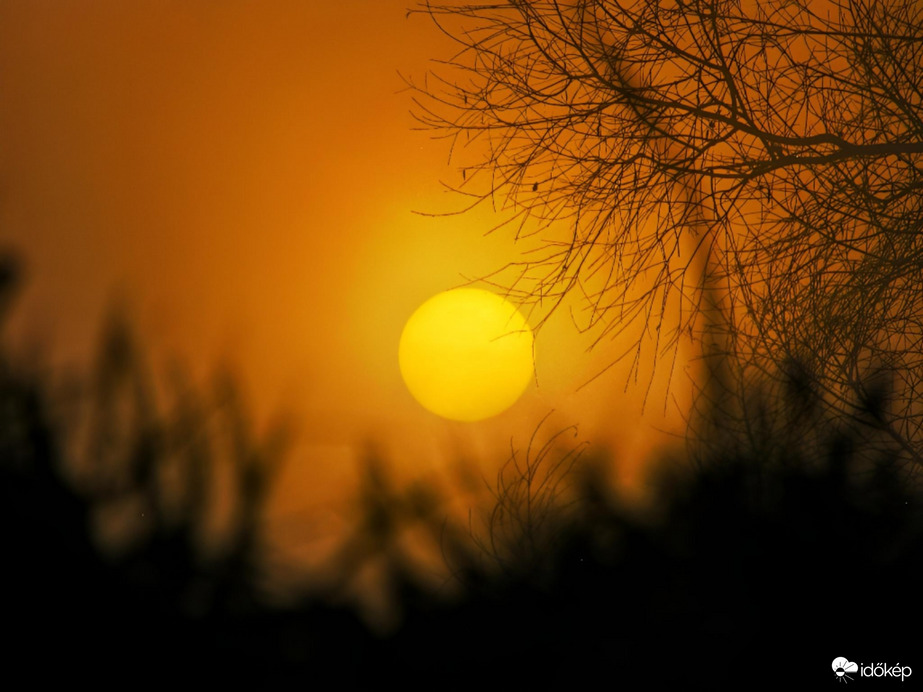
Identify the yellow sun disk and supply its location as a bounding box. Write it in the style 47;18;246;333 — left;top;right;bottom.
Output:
399;288;534;421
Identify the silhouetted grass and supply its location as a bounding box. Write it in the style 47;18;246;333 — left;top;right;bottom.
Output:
1;252;920;688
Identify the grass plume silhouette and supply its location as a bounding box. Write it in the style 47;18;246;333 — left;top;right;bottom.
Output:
1;251;920;688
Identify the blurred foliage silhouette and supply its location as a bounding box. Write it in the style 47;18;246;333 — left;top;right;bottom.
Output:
1;249;921;687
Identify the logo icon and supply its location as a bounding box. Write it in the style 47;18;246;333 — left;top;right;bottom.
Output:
833;657;859;683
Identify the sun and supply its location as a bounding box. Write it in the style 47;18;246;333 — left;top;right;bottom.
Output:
399;288;534;421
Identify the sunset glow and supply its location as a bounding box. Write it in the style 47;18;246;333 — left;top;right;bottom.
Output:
2;0;919;684
399;288;534;422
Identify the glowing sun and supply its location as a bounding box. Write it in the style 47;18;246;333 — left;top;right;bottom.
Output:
399;288;534;421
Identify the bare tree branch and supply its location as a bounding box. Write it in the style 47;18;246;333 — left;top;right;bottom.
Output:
409;0;923;466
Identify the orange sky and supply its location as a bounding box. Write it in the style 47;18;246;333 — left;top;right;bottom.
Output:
0;0;694;569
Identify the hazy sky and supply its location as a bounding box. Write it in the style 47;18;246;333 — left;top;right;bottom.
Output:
0;1;694;562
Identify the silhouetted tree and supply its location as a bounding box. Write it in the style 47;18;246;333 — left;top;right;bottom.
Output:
409;0;923;467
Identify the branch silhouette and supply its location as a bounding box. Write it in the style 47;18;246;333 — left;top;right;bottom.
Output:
408;0;923;466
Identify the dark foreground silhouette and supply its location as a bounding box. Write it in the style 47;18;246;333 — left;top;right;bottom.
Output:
1;256;920;688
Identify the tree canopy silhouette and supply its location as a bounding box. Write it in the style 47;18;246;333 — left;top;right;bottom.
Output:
408;0;923;467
